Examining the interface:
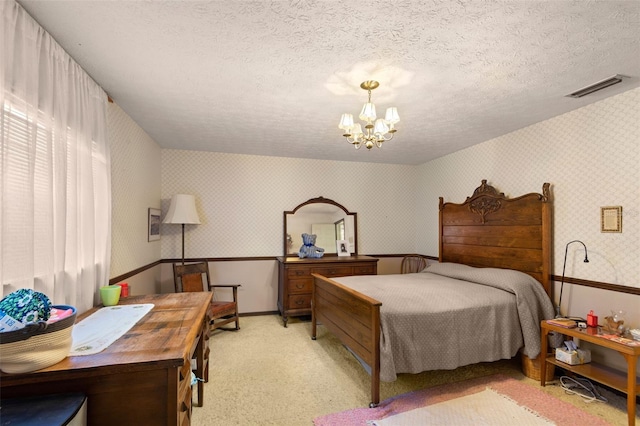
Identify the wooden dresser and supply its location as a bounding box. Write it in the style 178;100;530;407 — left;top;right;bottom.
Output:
276;255;378;327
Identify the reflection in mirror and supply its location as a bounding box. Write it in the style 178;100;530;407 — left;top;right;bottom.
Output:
335;219;345;240
284;197;357;256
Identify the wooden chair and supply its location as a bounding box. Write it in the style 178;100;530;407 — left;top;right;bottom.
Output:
173;262;241;332
172;262;240;408
401;255;427;274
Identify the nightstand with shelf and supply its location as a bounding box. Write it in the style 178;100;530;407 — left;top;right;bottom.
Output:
540;321;640;426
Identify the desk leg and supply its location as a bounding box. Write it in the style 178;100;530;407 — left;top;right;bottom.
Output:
311;299;316;340
195;330;203;407
195;315;210;408
623;353;636;426
540;327;549;387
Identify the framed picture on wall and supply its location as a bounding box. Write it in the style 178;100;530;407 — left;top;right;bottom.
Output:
148;208;161;241
600;206;622;233
336;239;350;257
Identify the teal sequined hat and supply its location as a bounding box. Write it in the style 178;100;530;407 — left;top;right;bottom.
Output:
0;289;51;325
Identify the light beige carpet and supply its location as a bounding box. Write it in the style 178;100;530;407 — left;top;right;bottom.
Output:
191;315;635;426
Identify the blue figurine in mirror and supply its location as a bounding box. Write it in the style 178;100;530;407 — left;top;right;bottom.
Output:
298;233;324;258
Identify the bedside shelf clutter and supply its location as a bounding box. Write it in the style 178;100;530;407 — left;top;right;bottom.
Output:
276;256;378;327
540;320;640;426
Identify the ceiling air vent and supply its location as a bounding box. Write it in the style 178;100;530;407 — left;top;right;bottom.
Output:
566;75;627;98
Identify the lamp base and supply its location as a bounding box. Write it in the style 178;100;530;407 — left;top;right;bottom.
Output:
555;306;565;319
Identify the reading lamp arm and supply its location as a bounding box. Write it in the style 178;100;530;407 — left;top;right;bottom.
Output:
557;240;589;318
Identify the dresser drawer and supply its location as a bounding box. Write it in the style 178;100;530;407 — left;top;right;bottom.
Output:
312;266;352;277
178;360;192;425
287;293;311;310
288;278;312;294
178;386;192;426
179;360;191;388
277;256;378;327
287;267;312;278
353;264;376;275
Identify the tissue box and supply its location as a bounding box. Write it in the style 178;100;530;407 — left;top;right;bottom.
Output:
555;348;591;365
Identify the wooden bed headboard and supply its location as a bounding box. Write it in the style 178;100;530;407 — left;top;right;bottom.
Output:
439;180;552;296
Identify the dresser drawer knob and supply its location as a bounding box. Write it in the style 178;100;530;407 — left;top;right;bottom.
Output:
295;299;304;305
296;284;305;289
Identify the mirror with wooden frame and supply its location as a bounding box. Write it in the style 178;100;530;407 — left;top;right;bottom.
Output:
283;197;358;257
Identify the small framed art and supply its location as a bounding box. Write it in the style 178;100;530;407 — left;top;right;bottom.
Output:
336;239;350;257
600;206;622;233
148;208;161;241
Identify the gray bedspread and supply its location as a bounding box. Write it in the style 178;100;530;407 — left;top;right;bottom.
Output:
331;262;555;382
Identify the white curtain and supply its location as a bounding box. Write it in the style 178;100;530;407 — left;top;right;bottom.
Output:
1;1;111;313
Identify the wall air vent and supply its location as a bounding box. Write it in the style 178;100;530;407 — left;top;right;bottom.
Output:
566;75;627;98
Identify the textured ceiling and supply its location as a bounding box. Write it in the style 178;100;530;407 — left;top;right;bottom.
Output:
17;0;640;165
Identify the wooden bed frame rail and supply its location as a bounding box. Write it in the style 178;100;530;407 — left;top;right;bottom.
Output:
311;273;381;407
310;181;552;408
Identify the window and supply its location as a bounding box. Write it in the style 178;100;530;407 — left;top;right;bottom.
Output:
1;1;111;312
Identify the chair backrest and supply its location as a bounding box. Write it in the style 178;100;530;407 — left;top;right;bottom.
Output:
401;255;427;274
173;262;211;293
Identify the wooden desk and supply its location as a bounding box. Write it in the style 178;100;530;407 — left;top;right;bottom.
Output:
540;321;640;426
1;293;211;426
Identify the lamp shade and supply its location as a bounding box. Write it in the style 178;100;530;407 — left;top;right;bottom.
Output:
359;102;376;121
373;118;389;136
338;113;354;131
351;123;363;138
163;194;201;225
385;107;400;124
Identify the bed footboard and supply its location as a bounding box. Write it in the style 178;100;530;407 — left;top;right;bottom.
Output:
311;273;382;407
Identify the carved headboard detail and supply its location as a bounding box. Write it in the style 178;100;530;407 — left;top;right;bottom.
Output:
439;180;552;296
467;180;502;223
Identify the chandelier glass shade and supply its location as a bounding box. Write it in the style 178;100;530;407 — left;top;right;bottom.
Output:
338;80;399;150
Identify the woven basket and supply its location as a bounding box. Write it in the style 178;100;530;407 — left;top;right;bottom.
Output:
0;305;76;374
521;352;555;381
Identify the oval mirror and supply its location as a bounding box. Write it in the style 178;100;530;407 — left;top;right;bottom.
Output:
284;197;358;256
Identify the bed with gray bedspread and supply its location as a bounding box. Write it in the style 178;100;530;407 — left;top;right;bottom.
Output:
330;262;556;382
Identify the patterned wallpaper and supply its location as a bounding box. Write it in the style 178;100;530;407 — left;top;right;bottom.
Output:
105;87;637;369
108;102;162;277
416;87;639;288
160;152;418;259
111;87;639;291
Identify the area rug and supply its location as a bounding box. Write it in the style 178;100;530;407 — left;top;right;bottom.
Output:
313;374;612;426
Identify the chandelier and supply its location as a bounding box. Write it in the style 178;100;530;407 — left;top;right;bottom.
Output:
338;80;400;150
